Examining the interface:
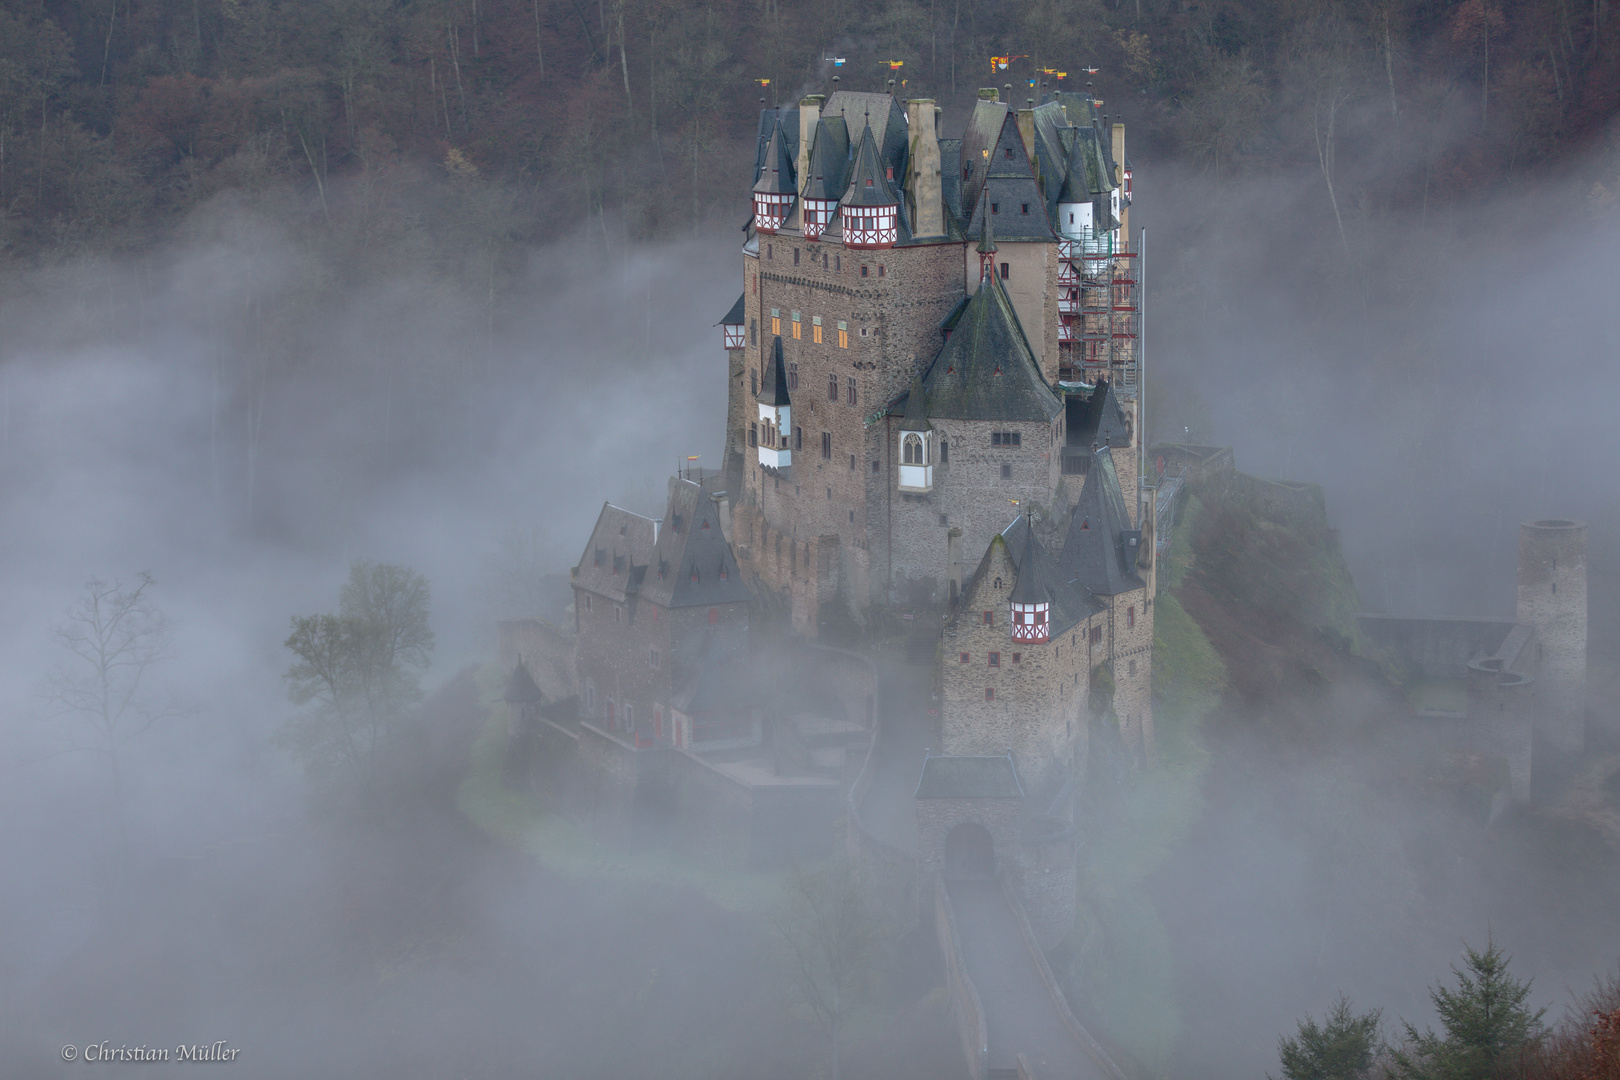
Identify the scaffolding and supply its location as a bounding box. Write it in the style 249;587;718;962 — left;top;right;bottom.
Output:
1057;230;1140;390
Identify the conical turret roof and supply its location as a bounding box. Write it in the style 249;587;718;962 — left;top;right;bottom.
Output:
759;336;791;406
802;118;851;201
504;658;543;704
976;194;998;255
898;373;931;432
753;120;796;195
1058;447;1144;597
840;122;899;208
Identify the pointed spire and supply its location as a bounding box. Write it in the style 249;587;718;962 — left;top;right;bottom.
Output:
977;192;998;254
759;336;791;406
839;121;899;208
752;120;796;195
898;373;931;432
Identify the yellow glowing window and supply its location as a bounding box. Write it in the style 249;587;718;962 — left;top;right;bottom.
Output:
771;307;780;336
812;316;823;344
837;320;848;349
791;311;801;339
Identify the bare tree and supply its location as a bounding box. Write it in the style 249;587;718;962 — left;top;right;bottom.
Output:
776;858;890;1080
41;573;181;828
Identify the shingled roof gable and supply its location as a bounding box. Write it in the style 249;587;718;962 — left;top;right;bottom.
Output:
639;477;753;610
573;503;658;605
1058;447;1144;597
753;120;796;195
916;272;1061;423
803;117;851;201
840;123;900;208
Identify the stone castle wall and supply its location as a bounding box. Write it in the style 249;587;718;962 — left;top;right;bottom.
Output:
1107;587;1155;764
940;541;1089;796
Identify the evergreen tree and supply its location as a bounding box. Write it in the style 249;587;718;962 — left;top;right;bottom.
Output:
1393;939;1546;1080
1275;995;1383;1080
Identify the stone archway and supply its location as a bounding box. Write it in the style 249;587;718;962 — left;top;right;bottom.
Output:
943;822;996;880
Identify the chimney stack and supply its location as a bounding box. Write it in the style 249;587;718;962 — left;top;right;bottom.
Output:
905;99;944;237
797;95;824;195
1016;105;1036;164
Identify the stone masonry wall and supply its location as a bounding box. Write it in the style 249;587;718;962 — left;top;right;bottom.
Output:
1107;586;1155;764
963;239;1061;385
740;235;965;624
879;415;1064;607
940;540;1089;796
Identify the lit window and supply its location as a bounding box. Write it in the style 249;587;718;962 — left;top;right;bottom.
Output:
791;311;802;339
812;316;823;344
837;321;848;349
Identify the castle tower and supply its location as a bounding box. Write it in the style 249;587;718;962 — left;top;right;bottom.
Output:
1517;519;1587;756
757;336;792;470
752;119;796;233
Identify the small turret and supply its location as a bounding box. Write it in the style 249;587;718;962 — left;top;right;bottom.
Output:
801;119;849;241
752;120;796;234
1008;525;1051;643
896;374;933;493
840;121;899;249
757;337;792;469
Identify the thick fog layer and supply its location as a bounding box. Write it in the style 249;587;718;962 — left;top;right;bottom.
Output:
1;128;1616;1078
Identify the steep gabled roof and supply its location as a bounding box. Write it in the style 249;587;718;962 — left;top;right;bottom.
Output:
1065;380;1132;449
958;97;1011;220
717;293;745;327
753;119;797;195
503;658;544;704
915;272;1061;423
1058;447;1145;597
840;122;899;208
962;111;1053;242
1002;515;1103;636
573;503;659;605
759;336;791;406
823;91;907;177
639;475;753;610
802;116;851;200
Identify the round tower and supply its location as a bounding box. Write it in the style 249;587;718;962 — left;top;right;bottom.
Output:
1517;519;1587;756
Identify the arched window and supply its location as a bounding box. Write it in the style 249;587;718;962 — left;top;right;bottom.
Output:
903;433;924;464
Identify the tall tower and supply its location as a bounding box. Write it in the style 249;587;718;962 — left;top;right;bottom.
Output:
1517;518;1587;756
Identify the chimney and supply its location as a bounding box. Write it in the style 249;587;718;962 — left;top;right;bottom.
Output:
1016;106;1036;164
905;99;944;237
797;95;824;197
978;87;999;102
1111;121;1127;186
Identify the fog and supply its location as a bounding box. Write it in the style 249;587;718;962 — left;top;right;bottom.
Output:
1;115;1618;1078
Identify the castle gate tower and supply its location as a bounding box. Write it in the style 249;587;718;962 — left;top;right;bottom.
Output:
1517;519;1587;756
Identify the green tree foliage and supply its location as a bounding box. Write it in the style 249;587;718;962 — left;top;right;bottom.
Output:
279;560;433;789
1274;995;1383;1080
1394;939;1547;1080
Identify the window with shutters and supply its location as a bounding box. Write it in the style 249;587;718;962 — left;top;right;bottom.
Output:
837;321;848;348
771;308;781;336
812;316;823;344
791;311;802;339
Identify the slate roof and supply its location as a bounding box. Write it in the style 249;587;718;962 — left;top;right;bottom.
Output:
1058;447;1145;597
1002;515;1101;636
503;658;544;704
823;91;908;177
1065;380;1132;449
840;122;899;208
897;374;931;433
958;98;1011;220
802;116;851;201
759;336;791;407
916;754;1025;798
963;113;1053;242
573;503;659;605
908;272;1062;423
753;120;796;195
717;293;745;327
638;474;753;610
